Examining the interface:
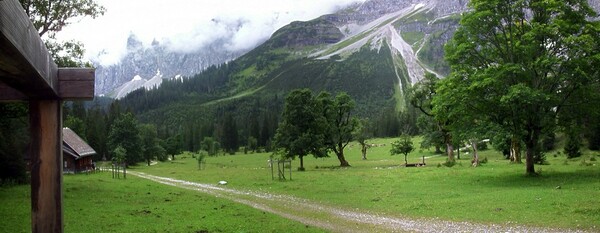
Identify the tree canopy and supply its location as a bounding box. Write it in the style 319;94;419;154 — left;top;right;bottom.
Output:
436;0;600;175
273;89;328;171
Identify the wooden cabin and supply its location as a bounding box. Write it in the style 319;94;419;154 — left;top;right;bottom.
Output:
62;128;95;173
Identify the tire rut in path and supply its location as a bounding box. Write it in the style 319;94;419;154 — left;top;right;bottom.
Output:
130;171;588;233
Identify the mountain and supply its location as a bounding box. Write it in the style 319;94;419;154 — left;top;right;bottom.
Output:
94;34;246;96
110;69;165;99
118;0;600;135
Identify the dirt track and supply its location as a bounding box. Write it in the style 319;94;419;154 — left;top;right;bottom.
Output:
130;171;589;233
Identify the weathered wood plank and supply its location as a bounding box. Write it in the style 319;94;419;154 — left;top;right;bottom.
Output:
0;0;59;98
29;100;63;233
58;68;95;100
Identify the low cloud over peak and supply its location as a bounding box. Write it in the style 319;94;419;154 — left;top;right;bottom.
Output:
56;0;364;66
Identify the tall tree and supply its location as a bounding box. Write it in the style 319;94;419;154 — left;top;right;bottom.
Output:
273;89;328;171
409;73;455;162
85;107;108;161
140;124;166;166
108;112;143;165
319;92;359;167
221;114;239;154
438;0;600;175
354;118;373;160
390;135;414;165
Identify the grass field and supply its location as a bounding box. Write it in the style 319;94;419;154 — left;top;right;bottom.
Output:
132;138;600;230
1;137;599;232
0;173;325;233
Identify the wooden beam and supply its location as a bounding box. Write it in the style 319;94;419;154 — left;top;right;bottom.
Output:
0;81;27;101
0;0;59;99
58;68;95;100
29;100;63;233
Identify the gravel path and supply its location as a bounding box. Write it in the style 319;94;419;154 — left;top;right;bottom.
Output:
130;171;591;233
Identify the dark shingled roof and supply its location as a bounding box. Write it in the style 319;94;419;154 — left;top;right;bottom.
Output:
63;127;96;159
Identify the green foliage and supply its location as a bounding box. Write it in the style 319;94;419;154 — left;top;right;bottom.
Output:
197;150;207;170
140;124;166;165
542;133;556;152
108;112;143;165
112;146;126;165
221;114;239;154
319;92;359;167
19;0;105;38
354;118;373;160
201;137;221;156
246;136;258;153
274;89;328;170
0;104;28;184
477;141;488;151
390;135;414;165
439;0;600;175
564;131;582;159
441;160;456;167
20;0;105;67
585;116;600;151
64;115;86;138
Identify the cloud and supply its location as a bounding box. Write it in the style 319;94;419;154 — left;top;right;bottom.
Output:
55;0;364;66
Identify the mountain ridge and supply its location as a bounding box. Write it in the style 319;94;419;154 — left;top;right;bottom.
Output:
118;0;600;132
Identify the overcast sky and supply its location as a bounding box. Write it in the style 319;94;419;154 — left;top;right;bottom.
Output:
56;0;364;66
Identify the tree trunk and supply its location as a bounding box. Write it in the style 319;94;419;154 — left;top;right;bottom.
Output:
147;159;150;166
361;143;367;160
299;155;305;171
510;136;522;163
445;133;454;162
470;139;479;167
171;154;175;161
404;153;408;165
334;143;351;167
524;129;540;176
336;148;351;167
446;143;454;162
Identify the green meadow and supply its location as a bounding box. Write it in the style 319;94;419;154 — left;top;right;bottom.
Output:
0;173;325;233
1;137;599;232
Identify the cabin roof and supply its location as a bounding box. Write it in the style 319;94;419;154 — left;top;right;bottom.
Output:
62;127;96;159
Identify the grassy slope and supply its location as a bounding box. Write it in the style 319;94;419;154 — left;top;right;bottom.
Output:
0;174;325;233
132;138;600;230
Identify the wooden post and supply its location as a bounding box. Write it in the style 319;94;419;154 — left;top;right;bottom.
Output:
29;100;63;233
270;159;274;180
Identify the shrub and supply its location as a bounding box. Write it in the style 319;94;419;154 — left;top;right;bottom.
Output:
590;156;597;162
534;151;549;165
442;160;456;167
564;131;582;158
480;157;488;164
